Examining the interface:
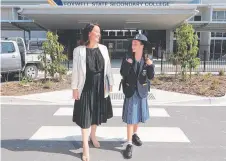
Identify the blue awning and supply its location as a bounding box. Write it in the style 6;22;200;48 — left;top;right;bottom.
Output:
1;20;47;31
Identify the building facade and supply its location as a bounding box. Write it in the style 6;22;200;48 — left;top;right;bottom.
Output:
1;0;226;60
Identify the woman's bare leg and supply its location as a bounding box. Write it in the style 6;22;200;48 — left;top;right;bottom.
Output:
90;124;100;148
82;128;90;160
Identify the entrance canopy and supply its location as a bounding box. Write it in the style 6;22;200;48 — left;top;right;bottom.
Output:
189;21;226;32
18;4;198;30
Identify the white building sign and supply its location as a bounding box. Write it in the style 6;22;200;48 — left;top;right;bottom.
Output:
63;1;170;7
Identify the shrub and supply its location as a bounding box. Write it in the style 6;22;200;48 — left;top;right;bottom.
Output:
219;70;225;76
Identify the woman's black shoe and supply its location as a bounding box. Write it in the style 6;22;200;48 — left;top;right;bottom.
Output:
123;144;133;159
132;134;142;146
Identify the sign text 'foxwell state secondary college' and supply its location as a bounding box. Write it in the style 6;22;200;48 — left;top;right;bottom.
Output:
63;1;170;7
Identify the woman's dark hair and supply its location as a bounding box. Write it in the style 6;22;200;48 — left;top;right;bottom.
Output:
82;23;100;45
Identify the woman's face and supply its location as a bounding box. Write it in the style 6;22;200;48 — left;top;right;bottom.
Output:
132;40;143;53
89;25;101;43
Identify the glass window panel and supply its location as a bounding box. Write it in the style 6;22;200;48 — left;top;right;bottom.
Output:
29;41;44;50
109;31;115;36
223;33;226;37
194;15;201;21
210;40;215;54
117;31;123;36
197;32;200;38
215;40;222;53
217;11;225;20
125;31;130;37
123;40;129;50
216;32;223;37
222;40;226;55
173;40;177;52
212;11;217;21
211;32;215;37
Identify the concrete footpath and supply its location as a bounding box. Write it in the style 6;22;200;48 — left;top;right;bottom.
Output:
1;74;225;106
1;90;225;106
1;73;226;106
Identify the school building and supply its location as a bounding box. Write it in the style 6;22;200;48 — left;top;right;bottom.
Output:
1;0;226;60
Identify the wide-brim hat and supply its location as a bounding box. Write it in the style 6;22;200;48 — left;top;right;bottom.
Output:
132;33;151;45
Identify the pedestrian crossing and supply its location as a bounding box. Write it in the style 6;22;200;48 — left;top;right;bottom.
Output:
53;107;170;117
29;103;190;143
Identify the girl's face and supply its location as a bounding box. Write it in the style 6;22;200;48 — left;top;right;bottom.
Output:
89;25;101;43
132;40;144;53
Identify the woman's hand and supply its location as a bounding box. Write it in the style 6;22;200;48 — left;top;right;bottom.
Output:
73;89;79;100
105;85;112;93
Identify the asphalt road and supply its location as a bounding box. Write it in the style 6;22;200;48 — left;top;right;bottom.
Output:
1;104;226;161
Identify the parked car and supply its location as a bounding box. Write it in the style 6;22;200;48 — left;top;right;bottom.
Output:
1;37;51;79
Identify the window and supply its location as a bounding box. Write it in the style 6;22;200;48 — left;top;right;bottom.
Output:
217;11;225;21
28;41;44;50
222;40;226;55
117;31;123;36
109;31;115;36
194;15;201;21
223;33;226;37
212;11;217;21
173;40;177;53
1;42;15;53
116;40;123;50
196;32;200;38
216;32;223;37
212;10;226;21
215;40;222;54
211;32;215;37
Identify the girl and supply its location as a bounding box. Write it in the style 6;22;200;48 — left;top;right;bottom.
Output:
120;33;155;159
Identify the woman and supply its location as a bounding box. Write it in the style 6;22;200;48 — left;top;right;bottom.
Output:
71;23;114;161
120;33;155;159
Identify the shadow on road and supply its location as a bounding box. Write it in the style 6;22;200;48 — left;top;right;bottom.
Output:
1;139;124;160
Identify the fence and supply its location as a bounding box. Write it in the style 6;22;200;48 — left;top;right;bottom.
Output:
160;52;226;73
160;60;226;73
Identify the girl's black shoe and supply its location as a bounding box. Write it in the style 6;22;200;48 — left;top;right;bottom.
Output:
132;134;142;146
123;144;133;159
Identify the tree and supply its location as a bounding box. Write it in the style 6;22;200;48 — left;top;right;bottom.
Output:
169;52;180;78
174;23;200;80
39;31;67;81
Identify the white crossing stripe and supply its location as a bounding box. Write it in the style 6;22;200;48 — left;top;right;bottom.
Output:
29;126;190;143
53;107;170;117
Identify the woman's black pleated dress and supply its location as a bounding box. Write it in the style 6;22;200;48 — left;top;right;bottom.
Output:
72;47;113;129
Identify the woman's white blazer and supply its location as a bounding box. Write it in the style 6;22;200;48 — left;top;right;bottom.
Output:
71;44;114;99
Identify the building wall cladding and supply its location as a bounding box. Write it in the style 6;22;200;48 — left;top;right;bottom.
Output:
202;0;225;4
1;8;15;20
